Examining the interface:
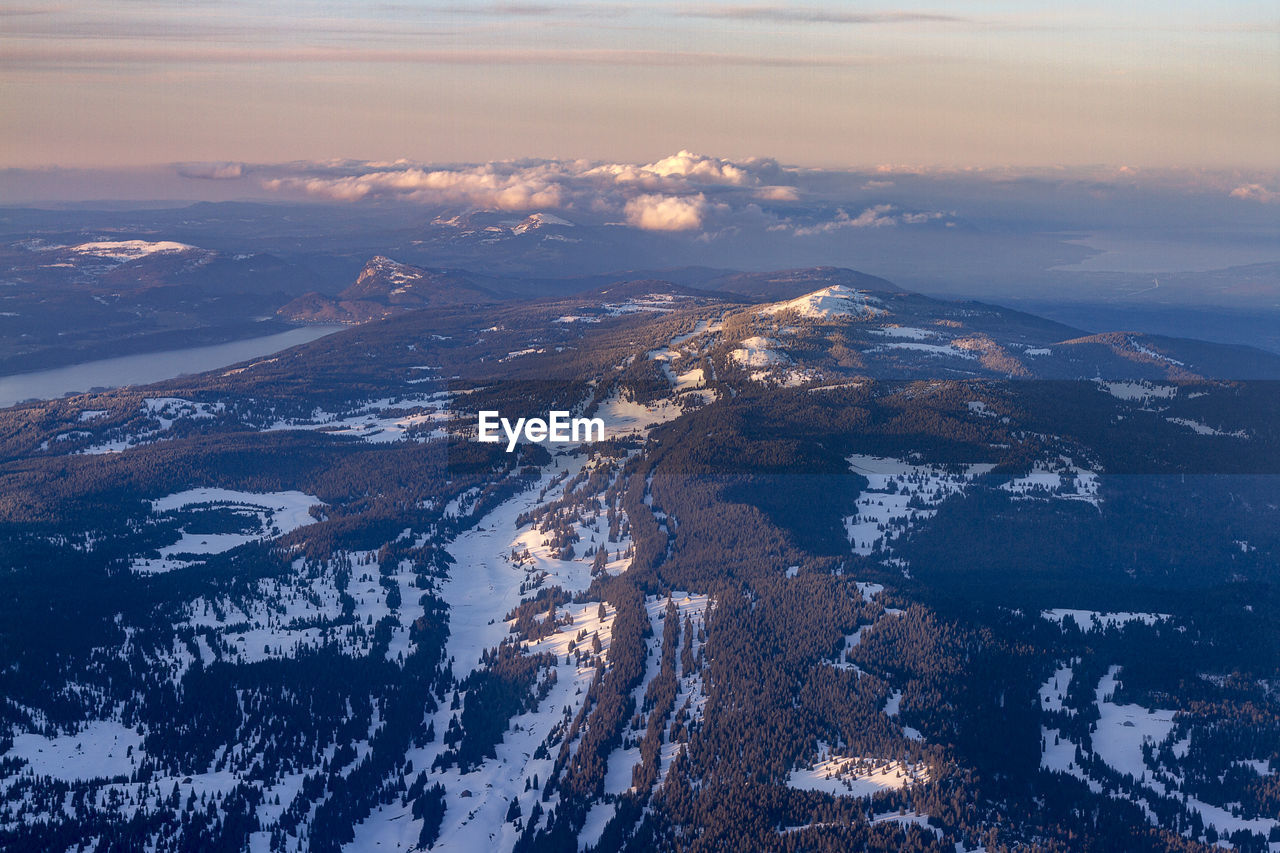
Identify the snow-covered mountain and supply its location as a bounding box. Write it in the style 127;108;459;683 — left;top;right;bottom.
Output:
278;256;500;324
3;267;1280;852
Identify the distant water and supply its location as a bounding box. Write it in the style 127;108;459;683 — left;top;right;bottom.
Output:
0;325;344;409
1052;234;1280;273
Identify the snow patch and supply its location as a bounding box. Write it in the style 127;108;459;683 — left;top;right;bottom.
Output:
6;721;142;782
789;746;931;798
729;335;788;368
1097;380;1177;402
1040;610;1171;631
70;240;198;261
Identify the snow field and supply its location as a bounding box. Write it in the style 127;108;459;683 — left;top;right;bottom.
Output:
1000;458;1100;506
866;326;936;340
1040;665;1280;844
79;397;226;454
864;341;976;359
267;393;449;443
1039;663;1075;713
843;454;994;559
346;454;675;851
1039;610;1171;632
70;240;198;261
1097;380;1178;402
131;488;322;574
5;721;142;783
1165;417;1248;438
729;335;789;368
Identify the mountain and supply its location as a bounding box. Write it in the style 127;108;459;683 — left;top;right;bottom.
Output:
277;256;500;324
428;210;580;245
1;274;1279;852
705;265;901;300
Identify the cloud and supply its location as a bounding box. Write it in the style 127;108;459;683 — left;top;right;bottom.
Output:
787;204;946;234
640;150;755;185
584;150;767;190
791;204;897;234
250;152;966;236
1229;183;1277;203
624;193;708;231
177;162;245;180
0;43;898;71
755;185;800;201
255;151;797;219
901;210;946;224
262;162;569;209
437;3;561;15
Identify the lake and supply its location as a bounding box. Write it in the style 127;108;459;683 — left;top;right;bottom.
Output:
0;325;345;409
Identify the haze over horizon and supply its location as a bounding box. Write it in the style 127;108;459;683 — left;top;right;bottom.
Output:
2;0;1277;179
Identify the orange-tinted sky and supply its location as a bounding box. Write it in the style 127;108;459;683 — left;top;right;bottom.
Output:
1;1;1277;170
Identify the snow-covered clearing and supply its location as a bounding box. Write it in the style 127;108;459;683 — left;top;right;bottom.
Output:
729;335;789;368
79;397;225;454
267;394;449;443
182;557;355;664
966;400;996;418
870;810;937;834
1041;665;1280;844
4;721;142;782
594;389;687;435
1039;663;1075;713
131;488;322;574
645;342;709;394
1165;417;1248;438
347;459;601;852
864;341;976;359
788;749;931;798
1040;610;1171;632
600;293;689;316
844;454;994;558
1000;459;1100;506
1130;340;1184;366
867;326;935;340
1090;667;1175;779
2;714;308;837
667;318;722;347
70;240;198;261
1097;380;1177;402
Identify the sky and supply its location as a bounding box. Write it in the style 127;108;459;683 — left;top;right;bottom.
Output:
1;1;1277;178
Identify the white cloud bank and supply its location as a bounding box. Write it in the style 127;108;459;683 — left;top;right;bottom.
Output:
1229;183;1277;203
244;150;959;234
262;163;569;210
624;193;708;231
